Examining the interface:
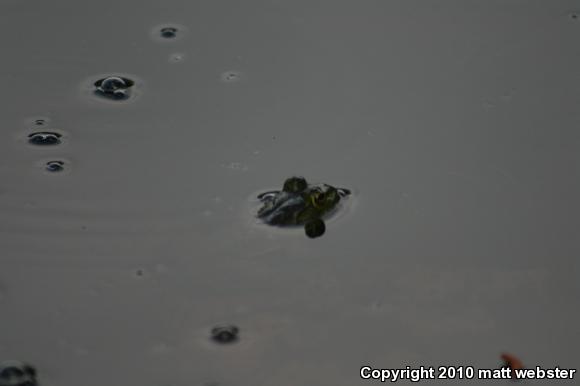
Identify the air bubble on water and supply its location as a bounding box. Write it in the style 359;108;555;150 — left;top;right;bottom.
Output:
94;76;135;101
151;24;187;42
83;74;141;103
27;131;62;146
220;70;242;83
211;325;239;344
24;116;50;127
160;27;177;38
31;118;49;127
45;160;65;173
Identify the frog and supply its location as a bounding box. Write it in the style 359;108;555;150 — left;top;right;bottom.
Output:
257;177;350;237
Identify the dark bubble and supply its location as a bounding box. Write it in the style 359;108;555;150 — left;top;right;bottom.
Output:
211;325;239;344
305;219;326;238
94;76;135;101
0;361;38;386
34;119;46;126
160;27;178;38
45;160;65;173
28;132;62;146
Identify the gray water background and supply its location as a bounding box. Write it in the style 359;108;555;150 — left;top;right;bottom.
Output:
1;1;579;385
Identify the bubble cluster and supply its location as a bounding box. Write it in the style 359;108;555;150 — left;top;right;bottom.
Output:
94;76;135;101
0;361;38;386
28;131;62;146
211;325;239;344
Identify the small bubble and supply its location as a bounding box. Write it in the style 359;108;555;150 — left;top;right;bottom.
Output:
28;131;62;146
569;12;579;20
160;27;177;38
0;361;38;386
305;219;326;238
34;119;46;126
94;76;135;101
45;160;65;173
151;24;186;42
211;325;239;344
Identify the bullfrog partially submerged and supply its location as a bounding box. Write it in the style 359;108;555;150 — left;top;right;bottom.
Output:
257;177;350;237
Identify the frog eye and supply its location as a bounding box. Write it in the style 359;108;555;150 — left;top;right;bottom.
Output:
310;191;326;208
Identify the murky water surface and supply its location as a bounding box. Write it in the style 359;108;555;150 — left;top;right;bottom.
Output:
1;1;579;385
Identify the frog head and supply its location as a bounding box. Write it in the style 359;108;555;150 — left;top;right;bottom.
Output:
282;176;308;193
308;185;340;211
294;185;342;223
